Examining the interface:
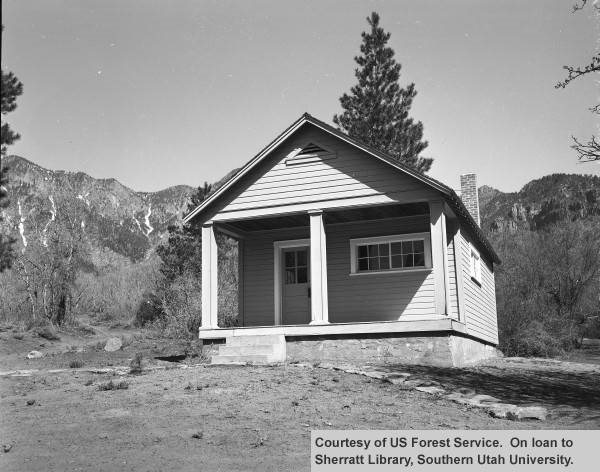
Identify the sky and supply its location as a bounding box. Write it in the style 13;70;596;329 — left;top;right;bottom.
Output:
2;0;598;193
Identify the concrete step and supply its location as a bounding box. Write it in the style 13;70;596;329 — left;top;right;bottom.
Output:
211;354;274;365
218;345;276;356
226;334;285;346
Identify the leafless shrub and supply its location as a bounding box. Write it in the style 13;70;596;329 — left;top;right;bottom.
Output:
98;379;129;391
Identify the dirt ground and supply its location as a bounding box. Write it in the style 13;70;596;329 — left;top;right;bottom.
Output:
1;327;599;471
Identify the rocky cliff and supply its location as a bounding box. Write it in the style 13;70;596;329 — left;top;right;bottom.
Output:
479;174;600;234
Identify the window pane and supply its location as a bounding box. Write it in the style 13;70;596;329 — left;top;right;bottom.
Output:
391;255;403;268
285;268;296;284
413;240;424;253
414;252;425;267
297;267;308;283
285;252;295;268
358;258;369;271
379;256;390;269
368;244;379;257
391;242;402;255
402;253;414;268
297;250;307;267
368;257;380;270
358;245;368;258
379;243;389;256
402;241;413;254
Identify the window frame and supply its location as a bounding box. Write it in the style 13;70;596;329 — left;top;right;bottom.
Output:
469;243;482;285
349;232;432;276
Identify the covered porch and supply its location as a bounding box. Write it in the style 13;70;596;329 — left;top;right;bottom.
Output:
199;200;465;340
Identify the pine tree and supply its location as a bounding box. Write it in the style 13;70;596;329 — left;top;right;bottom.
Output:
1;25;23;272
0;164;16;272
333;12;432;173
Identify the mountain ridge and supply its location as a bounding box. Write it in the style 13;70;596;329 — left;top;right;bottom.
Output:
2;155;599;260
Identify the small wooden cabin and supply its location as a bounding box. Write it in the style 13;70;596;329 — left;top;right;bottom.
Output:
184;114;500;366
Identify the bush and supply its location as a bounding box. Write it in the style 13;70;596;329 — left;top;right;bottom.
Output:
69;359;84;369
129;352;143;374
134;292;163;327
492;220;600;357
98;379;129;391
36;325;61;341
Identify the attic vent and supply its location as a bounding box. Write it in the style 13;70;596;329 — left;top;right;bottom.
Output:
285;142;337;165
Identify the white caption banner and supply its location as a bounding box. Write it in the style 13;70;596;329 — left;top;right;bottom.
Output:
311;430;599;471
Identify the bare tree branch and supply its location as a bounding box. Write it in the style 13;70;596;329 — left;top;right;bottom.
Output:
572;135;600;162
555;55;600;89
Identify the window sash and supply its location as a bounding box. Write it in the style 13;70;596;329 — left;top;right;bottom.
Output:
356;239;427;272
470;245;482;282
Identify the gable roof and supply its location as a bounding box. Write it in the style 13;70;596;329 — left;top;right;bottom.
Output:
184;113;500;264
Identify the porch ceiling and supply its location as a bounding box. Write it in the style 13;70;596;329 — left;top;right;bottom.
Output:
225;202;430;232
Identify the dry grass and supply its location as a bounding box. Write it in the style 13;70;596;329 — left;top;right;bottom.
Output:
97;379;129;391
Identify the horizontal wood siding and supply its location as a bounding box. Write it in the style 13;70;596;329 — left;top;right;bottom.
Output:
243;228;309;326
218;125;437;216
446;236;459;320
327;216;435;323
242;215;439;326
460;231;499;344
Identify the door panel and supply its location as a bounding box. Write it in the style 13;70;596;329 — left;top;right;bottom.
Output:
282;247;310;325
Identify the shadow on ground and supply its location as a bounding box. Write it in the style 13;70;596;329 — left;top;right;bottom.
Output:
377;360;600;425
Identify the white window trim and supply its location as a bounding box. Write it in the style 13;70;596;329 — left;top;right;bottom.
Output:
469;242;482;285
349;232;432;276
273;239;310;325
285;140;337;166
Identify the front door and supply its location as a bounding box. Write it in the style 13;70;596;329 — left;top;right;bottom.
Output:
282;247;310;325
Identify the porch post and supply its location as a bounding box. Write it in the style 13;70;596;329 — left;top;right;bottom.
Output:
201;221;218;330
308;209;329;324
429;201;450;317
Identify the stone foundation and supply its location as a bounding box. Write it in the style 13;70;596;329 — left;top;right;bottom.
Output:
285;333;501;367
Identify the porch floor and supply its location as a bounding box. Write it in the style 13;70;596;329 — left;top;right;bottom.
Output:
199;317;466;339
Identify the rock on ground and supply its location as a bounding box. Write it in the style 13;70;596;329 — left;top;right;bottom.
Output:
104;337;123;352
26;351;43;359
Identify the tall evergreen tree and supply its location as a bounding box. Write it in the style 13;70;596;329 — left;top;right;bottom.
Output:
0;164;15;272
1;25;24;272
334;12;432;173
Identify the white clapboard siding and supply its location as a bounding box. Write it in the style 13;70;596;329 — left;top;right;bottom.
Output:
459;232;499;344
446;236;460;320
217;125;437;217
242;216;437;326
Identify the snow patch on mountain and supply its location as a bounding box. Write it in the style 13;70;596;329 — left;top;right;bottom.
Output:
144;205;153;236
17;200;27;248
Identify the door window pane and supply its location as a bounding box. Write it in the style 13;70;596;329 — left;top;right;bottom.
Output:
285;268;296;284
297;250;307;267
285;252;295;268
297;267;308;283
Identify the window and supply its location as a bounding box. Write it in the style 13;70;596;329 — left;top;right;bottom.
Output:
284;249;308;284
469;244;482;284
350;233;431;275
